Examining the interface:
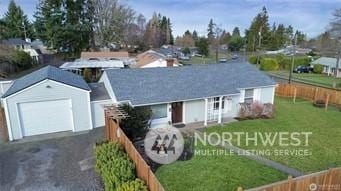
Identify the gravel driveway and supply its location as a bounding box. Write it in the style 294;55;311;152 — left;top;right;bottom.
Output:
0;128;104;191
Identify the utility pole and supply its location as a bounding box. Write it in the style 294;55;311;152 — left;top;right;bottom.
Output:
256;27;262;66
22;21;27;40
289;34;297;84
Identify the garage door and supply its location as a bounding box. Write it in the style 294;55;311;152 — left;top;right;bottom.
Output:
18;99;74;137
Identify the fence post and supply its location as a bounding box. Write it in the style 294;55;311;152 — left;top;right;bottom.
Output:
288;175;293;190
293;88;297;103
325;94;330;111
314;87;318;102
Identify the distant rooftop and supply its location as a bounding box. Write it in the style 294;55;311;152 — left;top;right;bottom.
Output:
311;57;337;68
80;51;129;59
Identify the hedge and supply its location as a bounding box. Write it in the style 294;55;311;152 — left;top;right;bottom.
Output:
95;142;136;191
117;179;148;191
313;64;323;74
248;55;258;64
260;58;279;71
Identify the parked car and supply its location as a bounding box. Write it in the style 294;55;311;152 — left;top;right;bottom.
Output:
219;58;227;63
293;65;313;73
179;56;190;61
232;54;238;60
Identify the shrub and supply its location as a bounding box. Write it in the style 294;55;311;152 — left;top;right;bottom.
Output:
248;55;258;64
83;68;92;83
313;64;323;74
117;179;148;191
95;142;135;191
12;50;32;69
120;104;152;141
238;102;275;119
260;58;279;71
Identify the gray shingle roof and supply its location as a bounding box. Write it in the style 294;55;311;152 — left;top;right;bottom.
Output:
311;57;337;68
2;65;90;98
104;63;276;106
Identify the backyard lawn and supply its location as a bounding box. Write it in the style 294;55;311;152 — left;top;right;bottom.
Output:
156;143;287;191
205;97;341;173
268;71;341;89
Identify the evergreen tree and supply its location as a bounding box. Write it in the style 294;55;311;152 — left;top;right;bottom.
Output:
192;30;199;42
3;0;34;39
207;19;215;43
34;0;94;53
232;27;240;37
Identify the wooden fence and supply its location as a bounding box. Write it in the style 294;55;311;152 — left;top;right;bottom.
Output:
245;167;341;191
104;110;165;191
276;83;341;106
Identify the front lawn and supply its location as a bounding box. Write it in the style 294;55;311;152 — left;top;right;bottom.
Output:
205;97;341;173
156;143;287;191
268;71;341;88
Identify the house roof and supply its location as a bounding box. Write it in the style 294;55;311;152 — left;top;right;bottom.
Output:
311;57;337;68
80;51;129;59
135;50;166;67
89;82;111;101
103;63;276;106
2;65;90;98
60;60;124;69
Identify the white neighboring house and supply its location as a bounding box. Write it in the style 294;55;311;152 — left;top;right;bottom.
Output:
310;57;341;77
134;50;179;68
99;63;276;128
1;66;94;141
2;38;42;63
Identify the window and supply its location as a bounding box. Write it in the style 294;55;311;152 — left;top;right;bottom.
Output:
213;97;224;110
244;89;254;104
150;104;167;119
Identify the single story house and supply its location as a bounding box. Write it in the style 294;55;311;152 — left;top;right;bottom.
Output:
80;51;135;66
310;57;341;77
0;66;110;141
99;63;276;128
2;38;42;63
133;50;179;68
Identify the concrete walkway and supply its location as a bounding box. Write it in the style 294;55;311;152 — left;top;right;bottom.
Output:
192;130;305;177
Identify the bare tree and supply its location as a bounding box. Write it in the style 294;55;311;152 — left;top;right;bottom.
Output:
93;0;136;47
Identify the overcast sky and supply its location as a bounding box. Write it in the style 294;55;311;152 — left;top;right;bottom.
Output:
1;0;340;38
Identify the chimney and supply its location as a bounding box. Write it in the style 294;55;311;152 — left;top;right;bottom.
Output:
166;58;174;67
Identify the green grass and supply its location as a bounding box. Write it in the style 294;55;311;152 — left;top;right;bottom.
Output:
269;71;341;88
180;53;229;65
205;97;341;173
156;143;287;191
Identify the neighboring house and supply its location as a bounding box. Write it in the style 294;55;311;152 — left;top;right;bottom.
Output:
60;51;131;81
2;38;42;63
99;63;276;128
311;57;341;77
1;66;94;141
80;51;134;66
134;50;179;68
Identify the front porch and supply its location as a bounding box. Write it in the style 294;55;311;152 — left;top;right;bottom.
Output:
175;117;237;135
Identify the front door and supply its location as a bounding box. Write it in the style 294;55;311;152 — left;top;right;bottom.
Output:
171;102;183;123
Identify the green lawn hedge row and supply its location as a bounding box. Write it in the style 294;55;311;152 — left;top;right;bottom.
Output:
248;54;312;71
95;142;148;191
260;58;279;71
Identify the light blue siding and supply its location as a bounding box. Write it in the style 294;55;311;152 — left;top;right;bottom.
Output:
260;87;275;104
4;79;92;140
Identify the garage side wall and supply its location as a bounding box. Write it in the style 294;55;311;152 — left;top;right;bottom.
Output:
91;99;113;128
5;80;92;140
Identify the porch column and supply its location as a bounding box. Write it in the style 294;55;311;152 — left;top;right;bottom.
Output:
204;98;208;126
218;96;223;124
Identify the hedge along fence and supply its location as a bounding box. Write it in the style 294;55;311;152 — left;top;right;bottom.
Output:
275;83;341;107
104;109;165;191
244;167;341;191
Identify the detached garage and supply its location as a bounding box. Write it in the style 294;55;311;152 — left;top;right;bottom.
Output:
1;66;93;141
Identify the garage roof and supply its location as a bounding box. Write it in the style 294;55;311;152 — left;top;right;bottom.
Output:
103;63;276;106
2;65;90;98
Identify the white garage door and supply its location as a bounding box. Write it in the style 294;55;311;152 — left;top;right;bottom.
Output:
18;99;74;137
